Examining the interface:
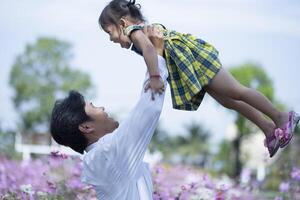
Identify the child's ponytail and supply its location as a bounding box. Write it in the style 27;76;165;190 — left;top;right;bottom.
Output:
127;0;143;21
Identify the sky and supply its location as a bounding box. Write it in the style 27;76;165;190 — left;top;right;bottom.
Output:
1;0;300;143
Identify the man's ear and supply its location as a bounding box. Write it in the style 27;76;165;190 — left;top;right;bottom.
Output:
78;122;94;134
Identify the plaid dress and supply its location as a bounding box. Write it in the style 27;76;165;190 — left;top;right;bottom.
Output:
124;24;222;111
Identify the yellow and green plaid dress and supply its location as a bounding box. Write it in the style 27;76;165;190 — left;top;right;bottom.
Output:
124;24;222;111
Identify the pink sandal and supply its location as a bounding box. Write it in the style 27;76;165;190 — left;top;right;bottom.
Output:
264;134;280;158
276;111;300;148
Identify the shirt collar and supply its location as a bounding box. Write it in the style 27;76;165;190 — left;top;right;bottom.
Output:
84;133;113;153
85;141;98;152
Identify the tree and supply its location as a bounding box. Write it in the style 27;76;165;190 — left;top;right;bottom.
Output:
175;122;211;166
149;123;171;154
9;37;94;134
212;139;235;176
150;122;211;166
0;123;16;157
229;63;276;178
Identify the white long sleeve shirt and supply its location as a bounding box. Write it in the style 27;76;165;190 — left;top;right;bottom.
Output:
81;55;168;200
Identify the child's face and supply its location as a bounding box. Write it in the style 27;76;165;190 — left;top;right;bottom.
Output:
104;24;132;49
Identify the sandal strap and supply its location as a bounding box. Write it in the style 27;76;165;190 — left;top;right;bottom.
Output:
264;134;277;147
274;128;290;140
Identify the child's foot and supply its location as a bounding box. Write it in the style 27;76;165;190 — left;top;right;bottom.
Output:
275;112;289;129
276;111;300;148
264;133;280;158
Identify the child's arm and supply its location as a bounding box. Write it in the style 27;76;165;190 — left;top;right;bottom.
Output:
144;25;164;57
130;30;165;99
130;30;160;76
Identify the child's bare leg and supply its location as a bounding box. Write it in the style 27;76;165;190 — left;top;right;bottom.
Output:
205;88;276;137
206;68;289;129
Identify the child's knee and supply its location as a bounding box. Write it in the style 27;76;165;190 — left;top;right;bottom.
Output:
230;86;248;101
222;102;234;110
218;98;235;110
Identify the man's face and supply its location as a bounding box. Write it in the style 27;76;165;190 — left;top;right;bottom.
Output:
104;24;132;49
84;101;119;134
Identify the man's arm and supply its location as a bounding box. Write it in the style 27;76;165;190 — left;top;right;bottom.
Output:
111;55;168;178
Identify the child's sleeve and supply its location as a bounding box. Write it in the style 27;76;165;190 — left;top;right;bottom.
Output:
123;25;144;37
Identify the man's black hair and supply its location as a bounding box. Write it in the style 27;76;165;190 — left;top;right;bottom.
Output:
50;90;90;154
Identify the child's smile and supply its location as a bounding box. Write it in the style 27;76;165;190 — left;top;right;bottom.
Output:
104;25;131;49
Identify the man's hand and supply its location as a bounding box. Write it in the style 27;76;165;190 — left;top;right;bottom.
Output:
145;76;165;100
143;25;164;56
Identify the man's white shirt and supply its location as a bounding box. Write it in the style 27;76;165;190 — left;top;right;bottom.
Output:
81;55;168;200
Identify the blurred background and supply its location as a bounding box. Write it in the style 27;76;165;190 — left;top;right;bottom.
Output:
0;0;299;199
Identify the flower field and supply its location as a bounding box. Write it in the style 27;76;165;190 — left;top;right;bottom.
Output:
1;152;300;200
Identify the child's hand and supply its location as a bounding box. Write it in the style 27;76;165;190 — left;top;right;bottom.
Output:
145;76;165;100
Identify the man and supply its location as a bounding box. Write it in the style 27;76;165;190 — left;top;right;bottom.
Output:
50;27;167;199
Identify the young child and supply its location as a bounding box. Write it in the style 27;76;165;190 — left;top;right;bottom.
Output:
99;0;299;157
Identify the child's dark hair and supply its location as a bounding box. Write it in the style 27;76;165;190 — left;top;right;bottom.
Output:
99;0;145;29
50;90;90;154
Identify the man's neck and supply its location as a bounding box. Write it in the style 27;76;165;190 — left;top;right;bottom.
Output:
86;131;106;147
